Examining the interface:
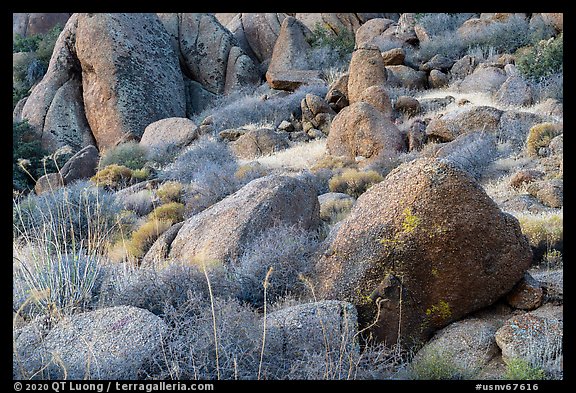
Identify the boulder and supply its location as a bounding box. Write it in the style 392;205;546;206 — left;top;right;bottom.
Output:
266;16;322;91
168;174;320;267
420;54;455;73
42;77;95;152
495;305;563;377
428;70;449;89
140;118;199;150
505;272;543;310
394;96;421;117
411;317;502;377
21;14;81;147
226;13;288;64
495;76;533;107
13;306;167;379
347;47;388;104
183;77;218;118
60;144;99;185
354;18;399;50
355;85;393;118
456;18;495;40
301;94;336;134
385;65;427;90
75;13;186;150
34;173;64;195
450;55;479;81
315;158;532;346
381;47;405;66
173;13;260;95
425;106;503;142
327;102;405;167
458;65;507;94
541;13;563;32
265;301;359;361
230;128;290;159
13;13;71;37
296;13;366;36
526;179;563;208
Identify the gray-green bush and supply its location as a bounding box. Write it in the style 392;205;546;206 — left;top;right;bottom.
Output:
233;224;320;308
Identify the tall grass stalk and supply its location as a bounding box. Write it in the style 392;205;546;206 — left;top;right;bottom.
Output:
201;262;220;380
258;267;273;380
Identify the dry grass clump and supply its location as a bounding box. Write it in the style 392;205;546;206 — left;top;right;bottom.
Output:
320;198;354;224
156;181;185;204
148;202;185;224
526;123;562;157
512;210;563;266
328;169;384;198
124;219;173;260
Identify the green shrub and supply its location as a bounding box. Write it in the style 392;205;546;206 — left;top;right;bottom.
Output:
504;358;546;380
308;22;355;56
526;123;562;157
90;164;135;191
156;181;185;204
409;347;475;380
12;121;70;192
148;202;185;224
516;34;563;81
99;141;149;170
328;169;384;198
125;219;172;259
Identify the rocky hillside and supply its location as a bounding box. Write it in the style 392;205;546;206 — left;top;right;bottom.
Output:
13;12;563;381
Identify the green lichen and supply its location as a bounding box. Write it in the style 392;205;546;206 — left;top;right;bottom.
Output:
431;267;439;277
426;300;452;321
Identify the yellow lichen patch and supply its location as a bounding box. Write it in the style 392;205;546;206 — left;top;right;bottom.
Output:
425;300;452;321
431;268;439;277
402;208;420;233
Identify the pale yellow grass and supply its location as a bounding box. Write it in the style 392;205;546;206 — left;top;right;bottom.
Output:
241;139;327;171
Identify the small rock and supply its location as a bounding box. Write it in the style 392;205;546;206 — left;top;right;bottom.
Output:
509;169;544;189
394;95;421;117
428;69;449;88
506;272;543;310
381;47;405;66
34;173;64;195
278;120;294;132
219;128;246;142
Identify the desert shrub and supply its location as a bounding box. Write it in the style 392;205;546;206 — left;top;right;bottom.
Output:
99;141;149;170
149;292;262;380
504;358;545;380
526;123;562;157
513;210;563;266
311;154;357;173
121;189;156;216
159;136;237;184
159;136;243;216
233;224;320;308
125;219;173;259
13;180;123;254
409;347;476;380
320;197;354;224
516;34;563;81
415;14;550;63
90;164;135;191
328;169;384;198
148;202;185;224
414;13;476;37
156;181;185;204
438;132;498;180
307;23;355;71
191;84;328;134
530;72;563;102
